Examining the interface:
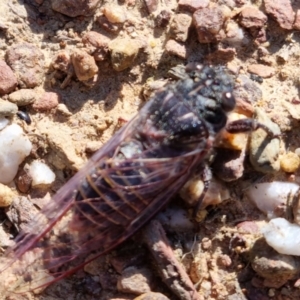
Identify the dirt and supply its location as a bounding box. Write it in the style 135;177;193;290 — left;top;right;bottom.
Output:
1;0;300;300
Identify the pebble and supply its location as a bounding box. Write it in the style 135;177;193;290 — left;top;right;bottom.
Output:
250;238;300;288
0;124;32;184
71;49;99;82
155;10;172;28
212;148;246;182
170;13;192;42
264;0;295;30
117;267;153;295
15;168;32;193
178;0;209;13
233;74;262;117
28;161;55;187
0;60;17;95
180;175;229;208
109;38;140;71
248;64;276;78
0;99;18;117
82;31;110;61
165;39;187;59
0;183;15;207
280;152;300;173
51;0;101;17
205;47;236;64
6;43;45;88
134;292;170;300
193;7;225;43
56;103;72;116
0;117;9;130
102;4;127;24
293;10;300;31
144;0;159;14
238;6;267;28
32;91;60;111
249;108;281;173
85;141;102;154
8;89;37;106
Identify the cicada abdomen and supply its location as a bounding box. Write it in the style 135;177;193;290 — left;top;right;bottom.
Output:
0;64;236;295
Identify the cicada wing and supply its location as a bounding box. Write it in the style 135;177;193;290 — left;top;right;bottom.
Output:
0;152;200;295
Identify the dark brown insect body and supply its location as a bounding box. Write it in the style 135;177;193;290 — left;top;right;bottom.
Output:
0;64;236;295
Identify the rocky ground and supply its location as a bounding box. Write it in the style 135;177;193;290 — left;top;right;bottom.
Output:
1;0;300;299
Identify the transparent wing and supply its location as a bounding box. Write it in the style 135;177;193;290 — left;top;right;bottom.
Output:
0;107;207;296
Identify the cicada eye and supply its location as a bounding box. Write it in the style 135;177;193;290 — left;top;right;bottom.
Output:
221;91;235;112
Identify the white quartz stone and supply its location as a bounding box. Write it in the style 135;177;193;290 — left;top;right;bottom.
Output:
28;160;55;187
0;124;32;184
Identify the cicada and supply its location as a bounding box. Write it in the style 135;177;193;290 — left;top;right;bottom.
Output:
0;64;236;295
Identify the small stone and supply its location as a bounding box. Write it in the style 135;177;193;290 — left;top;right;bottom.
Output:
193;7;225;43
109;38;140;71
51;50;72;74
238;6;267;28
249;108;280;174
212;148;246;182
82;31;110;61
6;43;45;88
32;91;60;111
97;15;120;33
28;161;55;187
57;103;72;116
85;141;102;154
155;10;172;28
250;239;300;288
117;267;153;295
0;99;18;117
0;183;15;207
51;0;100;17
134;292;170;300
144;0;159;14
0;124;32;184
15;168;32;193
264;0;295;30
293;10;300;31
8;89;37;106
170;13;192;42
102;4;127;24
237;221;260;234
280;152;300;173
0;60;17;95
205;47;236;64
248;64;276;78
233;74;262;117
178;0;209;13
165;39;187;59
71;49;99;82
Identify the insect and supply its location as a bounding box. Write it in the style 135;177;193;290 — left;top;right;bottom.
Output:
0;64;252;295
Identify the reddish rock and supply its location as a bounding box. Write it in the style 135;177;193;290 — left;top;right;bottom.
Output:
32;91;60;111
239;6;267;28
51;0;101;17
264;0;295;30
205;47;236;64
178;0;209;13
248;64;275;78
193;7;225;43
6;43;45;88
134;292;170;300
0;60;17;95
293;10;300;31
82;31;110;61
155;10;172;28
165;39;187;59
